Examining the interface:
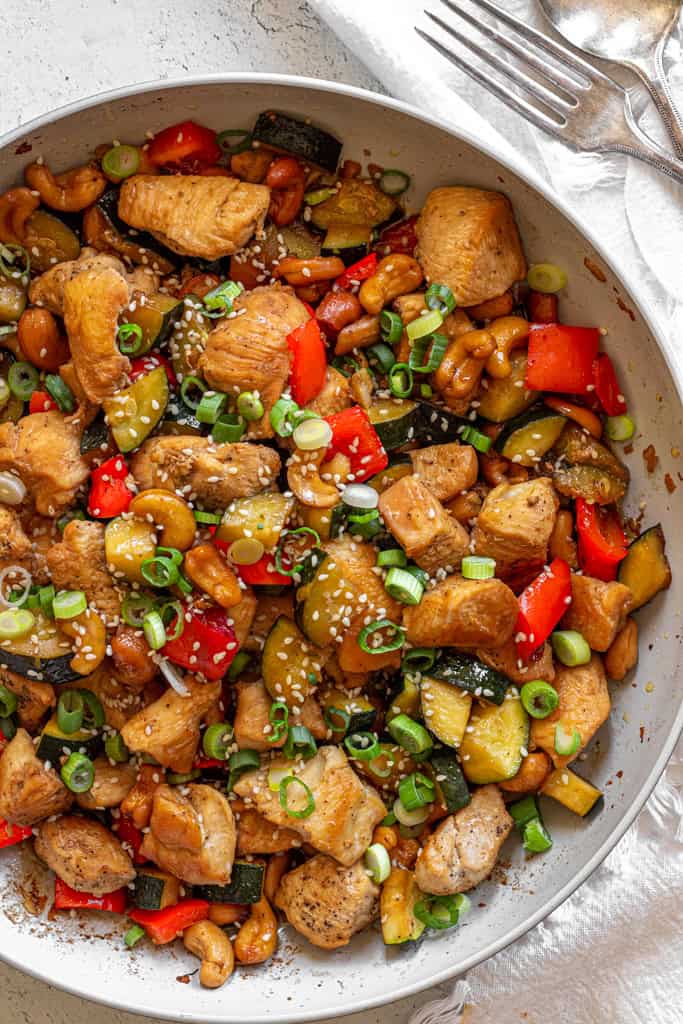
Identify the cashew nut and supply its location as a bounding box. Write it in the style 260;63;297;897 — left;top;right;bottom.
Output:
287;450;340;508
183;543;242;609
500;751;553;794
544;396;603;439
604;617;638;681
359;254;424;315
120;764;165;829
392;291;426;325
129;488;197;550
483;316;530;379
25;161;107;212
466;291;514;321
445;489;482;525
208;903;249;927
433;326;496;411
334;314;381;355
60;607;107;675
480;450;528;487
0;187;39;245
371;825;399;853
233;896;278;965
264;852;292;904
277;256;345;286
183;920;235;989
549;509;579;569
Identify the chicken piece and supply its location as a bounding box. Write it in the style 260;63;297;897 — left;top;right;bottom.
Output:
120;677;220;773
416;187;526;306
28;248;124;315
472;478;559;576
415;785;513;895
199;284;308;438
404;574;518;649
296;695;327;741
130;436;280;511
308;366;352;419
34;815;135;895
76;662;152;731
110;625;157;690
0;506;33;569
561;574;632;652
530;655;610;768
233;680;285;753
234;746;386;866
47;519;121;625
120;763;164;830
75;757;137;811
227;589;257;647
379;476;470;576
275;854;378;950
62;265;131;402
0;670;55;732
409;442;478;503
119;175;270;259
0;728;72;826
236;808;300;855
0;412;89;517
140;783;236;885
476;638;555;685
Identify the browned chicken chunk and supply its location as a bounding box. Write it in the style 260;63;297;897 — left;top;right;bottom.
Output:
47;519;121;625
118;175;270;259
416;187;526;306
76;662;151;731
233;680;285;753
0;412;89;517
472;478;559;576
0;728;72;826
28;248;126;315
0;507;34;571
130;436;281;511
477;638;555;684
234;746;386;866
140;783;236;885
275;854;379;949
530;655;610;768
379;476;470;575
62;265;131;402
34;815;135;895
0;670;55;732
120;677;220;773
74;757;137;811
404;574;518;649
236;807;300;855
199;285;308;438
561;574;632;652
308;366;352;419
409;442;478;503
415;785;513;894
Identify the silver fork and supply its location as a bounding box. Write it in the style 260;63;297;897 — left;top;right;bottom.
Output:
416;0;683;184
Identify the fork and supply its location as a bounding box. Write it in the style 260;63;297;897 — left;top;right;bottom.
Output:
416;0;683;184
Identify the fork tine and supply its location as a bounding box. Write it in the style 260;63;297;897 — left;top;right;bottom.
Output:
415;28;566;141
424;11;568;121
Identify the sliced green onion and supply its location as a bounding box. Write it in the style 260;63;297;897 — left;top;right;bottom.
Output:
236;390;265;422
0;243;30;280
393;796;431;827
380;309;403;345
554;722;581;757
388;362;413;398
216;129;252;154
267;764;290;793
551;629;591;667
358;618;406;655
324;706;350;734
381;810;397;827
385;566;424;605
283;725;317;760
155;546;183;567
80;690;105;729
60;752;94;793
227;748;260;791
8;362;39;401
227;650;251;681
279;775;315;819
460;425;492;453
167;769;201;784
606;414;635;442
331;354;360;378
0;716;16;741
102;144;140;179
117;322;144;356
124;923;146;949
175;571;193;595
347;509;382;540
194;510;223;525
368;749;396;780
229;537;265;566
340;483;379;510
367;343;396;375
292;417;332;451
425;283;456;316
105;731;129;763
0;684;17;719
143;610;166;650
121;594;155;628
522;816;553;853
520;680;559;719
0;607;34;640
179;375;207;411
140;557;179;589
406;309;443;342
270;397;301;437
44;374;75;413
378;169;411;196
52;589;87;620
344;731;381;761
57;690;84;734
387;713;433;756
203;280;243;318
38;584;55;619
420;383;433;398
461;556;496;580
364;842;391;884
401;647;439;673
527;263;568;294
202;722;234;760
274;526;320;577
398;771;435;811
414;893;468;930
303;187;336;206
212;413;246;443
408;332;447;374
196;391;227;424
377;548;407;568
508;795;539;828
159;600;184;641
268;701;289;744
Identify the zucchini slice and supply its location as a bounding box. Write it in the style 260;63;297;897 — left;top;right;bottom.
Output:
134;868;180;910
168;295;210;381
36;713;101;763
478;352;538;422
429;747;470;812
458;690;529;784
421;676;472;748
367;455;412;494
617;524;671;611
380;867;425;945
388;673;421;723
495;406;566;466
552;424;629;505
367;399;420;451
217;493;293;550
194;860;265;904
319;688;376;734
277;222;322;259
430;652;508;706
253;110;342;174
0;615;81;685
262;616;323;707
295;504;335;541
310;179;396;230
321;223;372;257
296;551;344;647
123;293;184;354
158;397;204;437
414;401;469;444
79;414;110;456
541;767;602;817
103;365;168;453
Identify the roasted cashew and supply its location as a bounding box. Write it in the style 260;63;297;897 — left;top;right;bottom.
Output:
392;291;426;325
483;316;530;379
605;617;638;681
334;314;381;355
548;509;579;569
359;254;424;315
480;450;528;487
234;896;278;965
264;852;292;904
183;920;235;989
544;396;603;439
129;489;197;550
500;752;553;794
466;291;514;321
25;161;107;212
60;607;107;675
183;543;242;609
433;326;496;410
287;450;340;508
0;187;39;244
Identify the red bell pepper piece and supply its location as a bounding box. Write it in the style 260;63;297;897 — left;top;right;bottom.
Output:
129;352;177;387
515;558;572;661
113;816;147;865
128;898;209;945
376;215;418;256
234;552;293;587
147;120;221;170
575;498;627;582
525;324;600;394
592;353;627;416
324;405;388;483
287;318;327;406
88;455;133;518
334;253;378;291
0;818;33;848
29;390;58;414
54;879;127;913
194;756;226;771
162;605;238;681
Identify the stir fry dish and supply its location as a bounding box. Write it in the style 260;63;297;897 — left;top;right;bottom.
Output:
0;110;672;986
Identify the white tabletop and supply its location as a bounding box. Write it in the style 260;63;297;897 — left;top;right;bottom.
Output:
0;1;451;1022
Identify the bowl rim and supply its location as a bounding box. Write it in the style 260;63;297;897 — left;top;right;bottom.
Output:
1;71;682;1023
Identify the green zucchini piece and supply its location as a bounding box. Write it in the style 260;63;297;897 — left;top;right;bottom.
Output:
103;365;168;453
496;406;567;466
158;397;204;436
552;423;629;505
262;616;323;707
0;614;81;685
123;293;184;354
253;110;342;173
296;551;349;647
478;352;538;422
367;454;412;494
24;209;81;272
80;414;110;455
0;351;27;424
279;222;322;259
168;295;210;381
617;524;671;611
420;676;472;748
367;399;420;451
541;767;602;817
310;179;397;231
430;652;508;705
217;493;293;550
319;688;376;734
36;713;101;763
458;690;529;784
387;673;421;723
321;223;372;253
134;868;180;910
414;401;469;444
194;860;265;904
429;747;470;812
0;276;26;324
380;868;425;945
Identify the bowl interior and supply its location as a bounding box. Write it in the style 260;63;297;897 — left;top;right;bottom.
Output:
0;78;681;1023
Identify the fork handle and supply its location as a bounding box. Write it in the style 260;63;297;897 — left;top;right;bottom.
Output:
628;46;683;159
619;99;683;185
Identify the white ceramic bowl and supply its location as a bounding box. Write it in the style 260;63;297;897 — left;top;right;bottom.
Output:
0;75;681;1023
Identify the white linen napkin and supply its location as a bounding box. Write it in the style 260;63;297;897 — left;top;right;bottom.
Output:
308;2;683;1021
